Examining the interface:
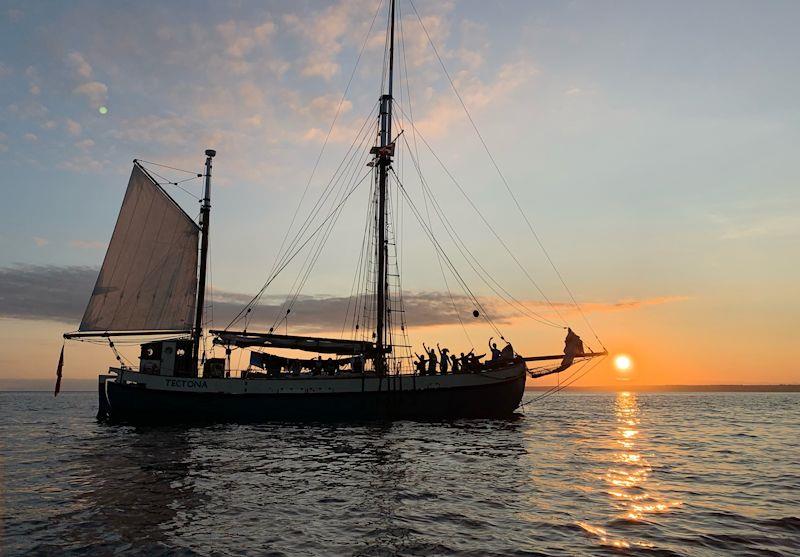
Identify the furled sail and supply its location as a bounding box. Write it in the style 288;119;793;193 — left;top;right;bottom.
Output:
212;330;376;355
79;163;199;332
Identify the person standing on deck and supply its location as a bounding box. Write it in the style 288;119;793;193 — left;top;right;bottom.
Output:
450;353;460;373
437;344;449;374
489;337;501;361
414;353;427;375
423;343;437;374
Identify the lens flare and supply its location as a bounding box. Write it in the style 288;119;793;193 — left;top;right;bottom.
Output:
614;354;632;371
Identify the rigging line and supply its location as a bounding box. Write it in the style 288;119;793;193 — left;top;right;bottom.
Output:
264;100;378;286
523;355;606;406
262;0;384;292
136;159;200;175
518;363;590;409
144;167;202;202
224;168;375;329
414;153;474;346
393;102;566;328
245;103;378;327
395;9;469;345
527;354;604;405
392;163;516;333
271;120;377;327
274;146;373;330
392;169;503;337
355;180;378;339
397;132;563;329
407;0;603;347
349;180;376;337
341;182;375;338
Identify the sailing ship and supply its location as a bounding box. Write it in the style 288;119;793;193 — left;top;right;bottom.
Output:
60;0;606;422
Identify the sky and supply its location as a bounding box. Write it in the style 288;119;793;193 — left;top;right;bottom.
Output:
1;0;799;388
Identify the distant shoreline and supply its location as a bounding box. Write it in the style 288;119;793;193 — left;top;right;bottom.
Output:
1;379;798;393
525;384;800;393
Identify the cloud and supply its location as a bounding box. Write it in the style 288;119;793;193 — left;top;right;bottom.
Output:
412;59;538;137
75;138;95;150
709;202;800;240
719;215;799;240
0;265;96;323
110;114;191;146
216;19;275;59
33;237;49;247
68;240;105;249
58;154;107;173
283;0;379;80
73;81;108;108
67;51;93;79
0;265;688;331
65;118;82;136
23;132;37;142
574;296;690;314
7;8;23;23
0;62;11;78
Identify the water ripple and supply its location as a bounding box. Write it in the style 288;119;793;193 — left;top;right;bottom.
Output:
2;391;798;556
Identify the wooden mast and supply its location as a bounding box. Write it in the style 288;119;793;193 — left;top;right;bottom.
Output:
375;0;396;376
193;149;215;372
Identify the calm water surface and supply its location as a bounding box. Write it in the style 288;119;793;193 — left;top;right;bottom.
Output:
1;391;798;556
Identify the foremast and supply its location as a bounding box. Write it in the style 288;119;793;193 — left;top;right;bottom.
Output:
193;149;216;371
375;0;396;376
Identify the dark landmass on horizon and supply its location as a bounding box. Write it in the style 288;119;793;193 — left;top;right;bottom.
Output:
1;378;798;392
525;384;800;393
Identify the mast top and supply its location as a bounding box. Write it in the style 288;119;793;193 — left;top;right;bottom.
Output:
205;149;216;158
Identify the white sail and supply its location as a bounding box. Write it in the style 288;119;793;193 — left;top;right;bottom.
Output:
79;163;199;332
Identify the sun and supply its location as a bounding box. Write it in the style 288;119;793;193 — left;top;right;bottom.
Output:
614;354;633;371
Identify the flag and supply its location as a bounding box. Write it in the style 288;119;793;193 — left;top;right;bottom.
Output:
54;344;64;397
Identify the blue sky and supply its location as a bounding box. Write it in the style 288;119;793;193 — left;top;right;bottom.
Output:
1;0;798;384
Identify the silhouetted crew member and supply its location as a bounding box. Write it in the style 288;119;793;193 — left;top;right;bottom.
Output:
437;344;449;374
450;353;460;373
423;343;437;374
414;353;427;375
489;337;501;360
459;352;469;372
352;354;364;374
469;351;486;372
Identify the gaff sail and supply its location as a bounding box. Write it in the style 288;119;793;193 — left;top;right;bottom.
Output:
78;163;199;333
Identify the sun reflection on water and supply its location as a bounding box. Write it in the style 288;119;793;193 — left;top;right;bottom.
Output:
580;391;682;549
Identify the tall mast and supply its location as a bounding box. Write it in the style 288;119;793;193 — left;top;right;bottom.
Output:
375;0;395;376
193;148;216;372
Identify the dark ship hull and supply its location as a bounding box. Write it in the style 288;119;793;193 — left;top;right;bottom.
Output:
98;361;527;423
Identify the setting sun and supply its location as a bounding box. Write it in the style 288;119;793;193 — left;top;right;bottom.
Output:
615;355;633;371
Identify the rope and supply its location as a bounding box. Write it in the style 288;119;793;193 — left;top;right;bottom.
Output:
519;355;607;408
258;0;384;307
136;159;200;175
396;129;562;329
391;168;503;338
408;0;604;348
225;168;374;329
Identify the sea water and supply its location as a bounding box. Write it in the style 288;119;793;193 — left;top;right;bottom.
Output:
1;391;798;556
